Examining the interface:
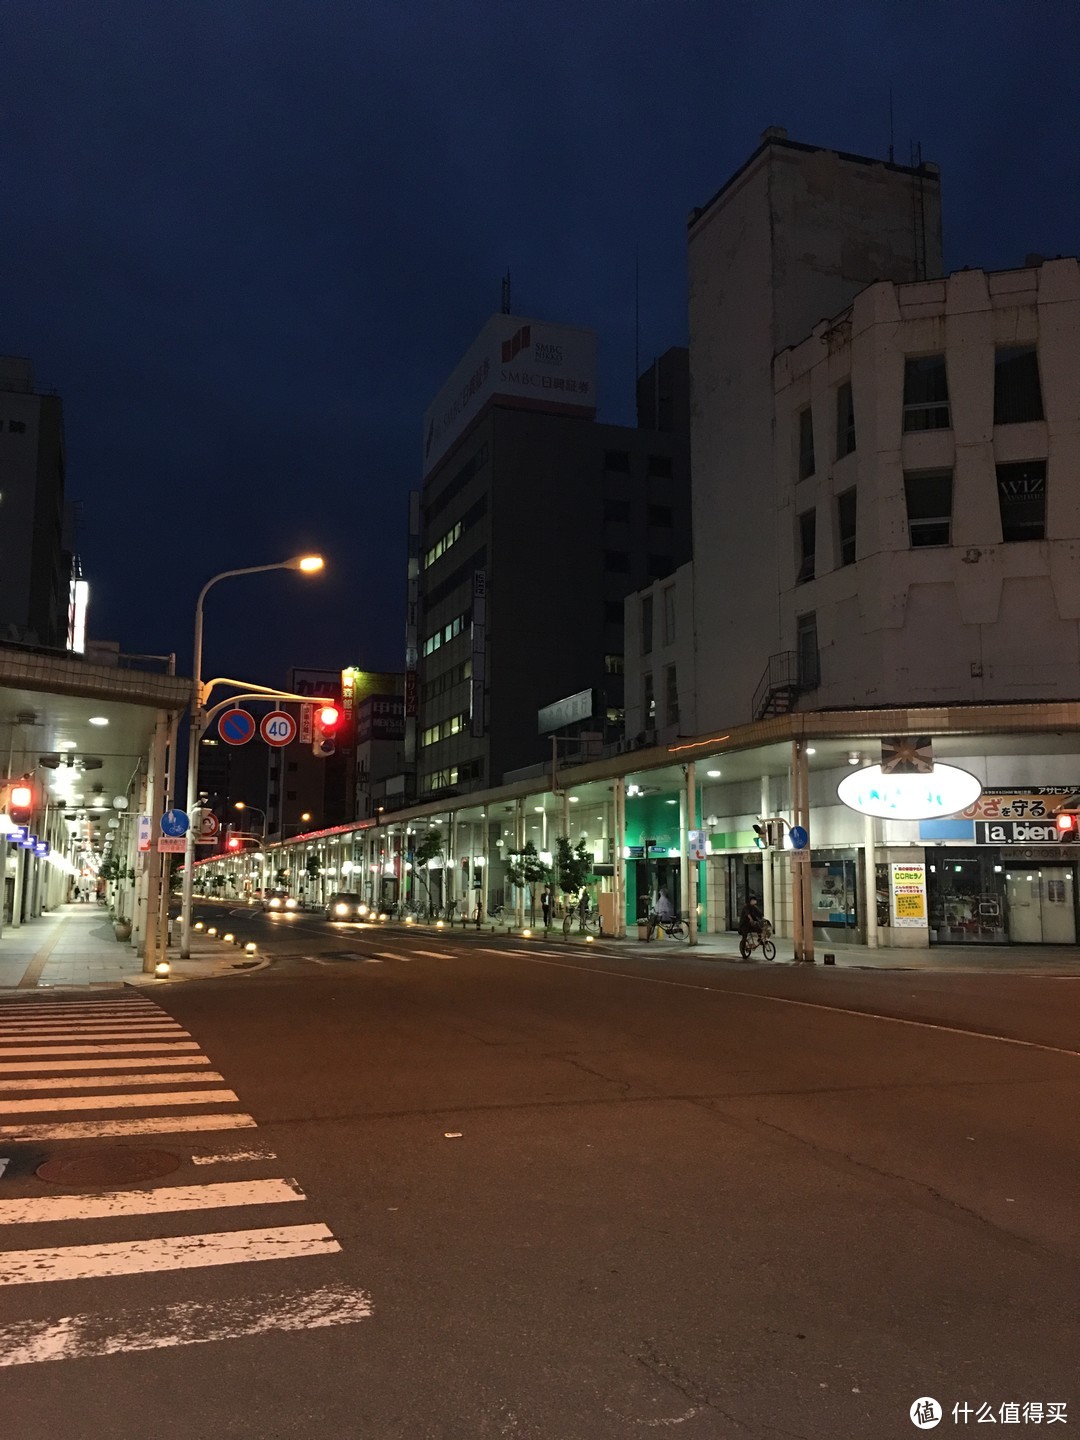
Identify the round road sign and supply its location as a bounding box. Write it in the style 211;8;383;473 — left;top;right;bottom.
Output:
789;824;809;850
160;808;190;837
219;708;256;746
260;710;297;747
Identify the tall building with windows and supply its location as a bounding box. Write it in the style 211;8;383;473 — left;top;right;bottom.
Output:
412;315;690;797
772;257;1080;711
0;357;72;649
687;129;944;730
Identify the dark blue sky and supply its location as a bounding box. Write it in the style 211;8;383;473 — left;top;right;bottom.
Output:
4;2;1077;686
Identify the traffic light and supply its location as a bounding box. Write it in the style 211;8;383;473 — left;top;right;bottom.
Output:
753;820;784;849
2;778;35;826
312;703;342;758
1055;811;1077;834
225;827;242;852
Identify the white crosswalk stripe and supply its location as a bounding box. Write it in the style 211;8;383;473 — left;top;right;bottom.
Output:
0;995;370;1365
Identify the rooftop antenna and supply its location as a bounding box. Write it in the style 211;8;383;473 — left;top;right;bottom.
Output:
500;270;511;315
888;86;895;164
634;250;640;383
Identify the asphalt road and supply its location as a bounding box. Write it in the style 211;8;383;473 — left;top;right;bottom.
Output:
1;905;1077;1439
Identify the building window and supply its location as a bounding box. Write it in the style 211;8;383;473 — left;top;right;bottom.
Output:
796;509;816;583
837;489;857;567
604;653;624;675
641;595;653;654
421;608;469;656
647;454;672;478
996;460;1047;542
423;519;463;569
665;664;678;726
904;469;953;547
643;673;655;726
662;585;676;644
836;382;856;458
798;406;815;479
8;420;26;434
604;449;630;473
604;550;629;572
604;498;631;522
647;554;672;579
647;504;673;527
994;347;1044;424
903;355;950;431
796;613;820;690
604;600;624;624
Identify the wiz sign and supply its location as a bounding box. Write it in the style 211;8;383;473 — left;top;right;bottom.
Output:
837;764;982;821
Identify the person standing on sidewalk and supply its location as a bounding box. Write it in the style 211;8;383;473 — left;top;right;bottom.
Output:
540;885;554;928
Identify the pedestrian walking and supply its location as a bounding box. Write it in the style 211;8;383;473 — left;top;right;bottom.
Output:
540;885;554;928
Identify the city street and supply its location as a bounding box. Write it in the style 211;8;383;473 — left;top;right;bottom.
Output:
1;911;1077;1438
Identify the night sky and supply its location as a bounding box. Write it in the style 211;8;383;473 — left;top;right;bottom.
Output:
4;3;1078;687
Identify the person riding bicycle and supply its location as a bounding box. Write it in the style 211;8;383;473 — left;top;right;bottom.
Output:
738;895;765;943
655;886;674;922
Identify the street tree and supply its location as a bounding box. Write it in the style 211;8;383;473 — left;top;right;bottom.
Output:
411;828;444;912
556;836;595;930
506;840;550;927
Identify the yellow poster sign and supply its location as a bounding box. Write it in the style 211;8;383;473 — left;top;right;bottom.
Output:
890;863;928;929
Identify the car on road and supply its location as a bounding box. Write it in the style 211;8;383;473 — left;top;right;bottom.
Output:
263;889;298;913
326;891;369;921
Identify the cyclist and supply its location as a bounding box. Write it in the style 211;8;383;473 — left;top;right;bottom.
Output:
738;894;765;946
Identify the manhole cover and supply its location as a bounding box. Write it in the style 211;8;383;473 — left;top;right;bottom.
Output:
37;1147;181;1187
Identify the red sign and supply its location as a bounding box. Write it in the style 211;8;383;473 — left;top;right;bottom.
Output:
218;708;256;746
260;710;297;747
299;704;314;743
404;670;417;718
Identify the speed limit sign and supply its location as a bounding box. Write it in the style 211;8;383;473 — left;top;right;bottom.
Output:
259;710;297;747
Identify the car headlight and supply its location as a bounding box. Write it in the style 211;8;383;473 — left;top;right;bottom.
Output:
334;903;349;916
357;904;368;916
285;898;297;910
268;897;280;908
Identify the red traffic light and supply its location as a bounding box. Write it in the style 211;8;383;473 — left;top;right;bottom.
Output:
316;705;341;732
226;834;241;851
10;783;33;811
1055;812;1076;832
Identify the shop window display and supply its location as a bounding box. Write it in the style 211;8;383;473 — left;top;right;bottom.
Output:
927;852;1007;944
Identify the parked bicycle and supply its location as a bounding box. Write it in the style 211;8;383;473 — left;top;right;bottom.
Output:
646;910;687;940
739;919;776;961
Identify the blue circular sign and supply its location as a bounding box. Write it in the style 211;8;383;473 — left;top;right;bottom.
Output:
219;707;256;746
789;824;809;850
160;808;190;837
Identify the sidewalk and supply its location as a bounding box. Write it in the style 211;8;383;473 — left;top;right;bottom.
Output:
0;905;265;991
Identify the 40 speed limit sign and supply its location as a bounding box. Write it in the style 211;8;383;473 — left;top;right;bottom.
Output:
259;710;297;747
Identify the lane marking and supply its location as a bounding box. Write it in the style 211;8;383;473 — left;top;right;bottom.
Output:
0;1055;210;1074
411;950;454;959
0;1223;339;1286
0;1071;224;1092
0;1282;372;1366
0;1043;200;1057
0;1006;161;1020
0;1178;304;1224
3;1088;239;1114
375;952;412;962
192;1148;277;1166
484;950;1080;1060
0;1113;258;1141
0;1028;190;1042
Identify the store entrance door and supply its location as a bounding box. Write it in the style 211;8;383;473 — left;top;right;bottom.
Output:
1005;866;1076;944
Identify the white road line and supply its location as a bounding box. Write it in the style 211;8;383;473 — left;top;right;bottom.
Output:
3;1088;239;1114
0;1223;339;1286
0;1113;257;1141
192;1147;277;1166
492;950;1080;1061
0;1029;190;1043
0;1178;304;1224
411;950;454;959
0;1002;159;1013
0;1024;186;1036
375;952;412;962
0;1282;372;1366
0;1071;224;1092
0;1043;200;1057
0;1055;210;1074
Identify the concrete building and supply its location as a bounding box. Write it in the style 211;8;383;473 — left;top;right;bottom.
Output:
688;129;943;731
413;313;690;800
0;357;73;649
770;257;1080;714
622;561;696;745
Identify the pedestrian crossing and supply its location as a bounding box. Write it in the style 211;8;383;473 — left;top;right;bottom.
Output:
0;993;371;1366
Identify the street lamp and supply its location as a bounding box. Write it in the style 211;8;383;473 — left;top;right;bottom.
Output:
179;555;324;957
235;802;268;895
